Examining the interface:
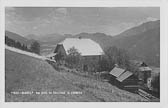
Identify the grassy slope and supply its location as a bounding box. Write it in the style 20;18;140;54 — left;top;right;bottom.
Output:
5;49;146;102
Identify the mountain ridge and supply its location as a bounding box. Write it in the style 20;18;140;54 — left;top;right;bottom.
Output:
6;20;160;66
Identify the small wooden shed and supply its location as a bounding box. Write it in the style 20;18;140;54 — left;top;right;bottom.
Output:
109;67;138;88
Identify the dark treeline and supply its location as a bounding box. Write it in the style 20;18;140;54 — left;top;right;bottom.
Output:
5;36;40;55
5;36;29;51
98;46;134;72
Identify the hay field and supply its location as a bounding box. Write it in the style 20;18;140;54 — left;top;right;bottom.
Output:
5;49;146;102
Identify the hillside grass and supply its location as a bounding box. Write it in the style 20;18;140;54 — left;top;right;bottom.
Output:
5;49;147;102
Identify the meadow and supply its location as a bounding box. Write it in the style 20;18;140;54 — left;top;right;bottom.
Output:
5;49;147;102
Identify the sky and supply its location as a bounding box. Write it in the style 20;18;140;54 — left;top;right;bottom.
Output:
5;7;160;36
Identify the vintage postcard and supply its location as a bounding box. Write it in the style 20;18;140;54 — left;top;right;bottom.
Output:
1;0;168;108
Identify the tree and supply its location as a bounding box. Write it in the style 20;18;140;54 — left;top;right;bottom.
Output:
15;41;22;49
98;55;110;71
117;48;130;69
30;41;40;54
5;36;31;52
5;36;15;47
21;44;28;51
65;47;81;68
100;46;131;71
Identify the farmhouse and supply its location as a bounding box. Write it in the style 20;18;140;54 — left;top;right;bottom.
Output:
54;38;104;72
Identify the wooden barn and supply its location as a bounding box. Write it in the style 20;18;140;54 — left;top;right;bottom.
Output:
109;67;139;90
53;38;104;72
130;60;152;84
138;67;152;83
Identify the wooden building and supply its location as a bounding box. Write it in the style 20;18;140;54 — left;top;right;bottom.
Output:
138;66;152;83
54;38;104;72
130;60;152;84
109;67;139;89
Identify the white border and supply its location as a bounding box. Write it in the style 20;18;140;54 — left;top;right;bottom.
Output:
0;0;168;108
2;0;163;7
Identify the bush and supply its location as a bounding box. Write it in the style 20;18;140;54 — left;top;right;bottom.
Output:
30;41;40;54
5;36;30;52
65;47;81;69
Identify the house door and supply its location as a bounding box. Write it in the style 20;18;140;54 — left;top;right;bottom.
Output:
83;65;88;71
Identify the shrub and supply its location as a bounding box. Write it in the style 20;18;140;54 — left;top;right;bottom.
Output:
30;41;40;54
65;47;81;69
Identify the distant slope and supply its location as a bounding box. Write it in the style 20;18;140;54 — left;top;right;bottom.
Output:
116;20;160;38
107;21;160;66
5;49;146;102
26;33;68;55
40;33;66;43
26;33;67;44
74;32;114;50
74;21;160;66
5;31;35;46
26;34;40;40
109;27;160;66
127;27;160;66
28;20;160;66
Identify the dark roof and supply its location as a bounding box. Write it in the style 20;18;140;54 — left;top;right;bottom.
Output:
130;60;148;67
116;71;133;82
109;67;125;77
54;44;63;53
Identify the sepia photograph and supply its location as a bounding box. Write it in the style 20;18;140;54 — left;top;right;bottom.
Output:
5;7;160;102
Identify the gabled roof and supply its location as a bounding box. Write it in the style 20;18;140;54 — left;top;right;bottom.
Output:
58;38;104;56
109;67;126;77
116;71;133;82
